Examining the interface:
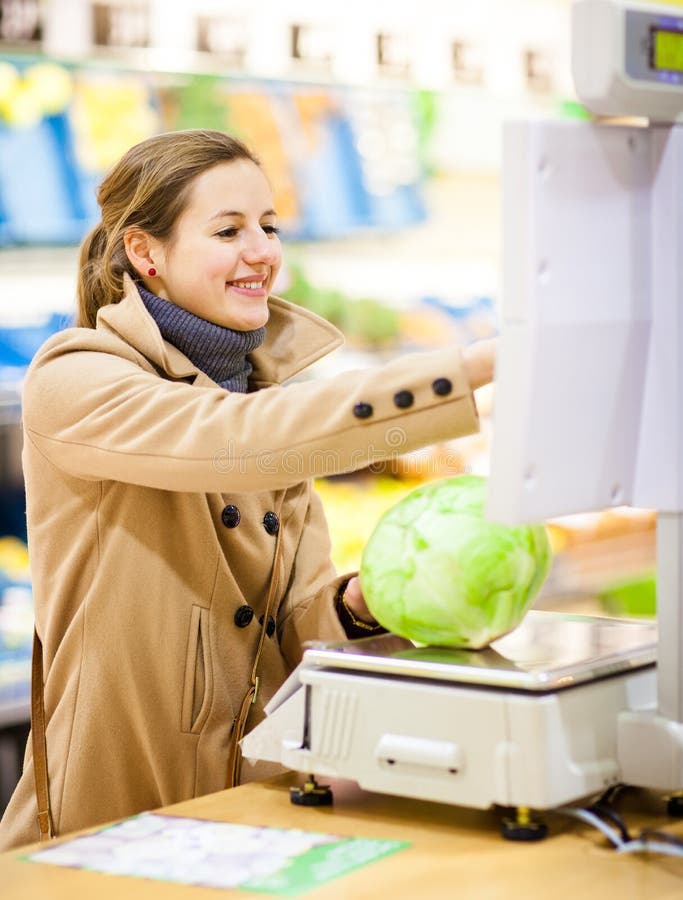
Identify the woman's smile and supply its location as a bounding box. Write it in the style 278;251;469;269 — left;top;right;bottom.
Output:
227;276;268;297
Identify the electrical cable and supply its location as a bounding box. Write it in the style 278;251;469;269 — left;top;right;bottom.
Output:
638;828;683;849
555;804;683;858
554;806;625;848
616;840;683;858
587;801;632;842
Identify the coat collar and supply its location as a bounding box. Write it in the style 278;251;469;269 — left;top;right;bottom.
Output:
97;274;344;386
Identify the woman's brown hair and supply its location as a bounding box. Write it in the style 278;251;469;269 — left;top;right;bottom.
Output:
76;129;259;328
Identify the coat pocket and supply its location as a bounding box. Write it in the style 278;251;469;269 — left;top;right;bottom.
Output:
181;605;212;734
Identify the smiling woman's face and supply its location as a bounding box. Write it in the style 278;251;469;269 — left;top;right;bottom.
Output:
150;159;282;331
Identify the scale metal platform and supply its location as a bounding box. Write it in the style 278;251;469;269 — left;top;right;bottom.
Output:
300;609;656;693
242;611;658;812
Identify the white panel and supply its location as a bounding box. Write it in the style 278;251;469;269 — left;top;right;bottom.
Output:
487;120;652;523
633;126;683;512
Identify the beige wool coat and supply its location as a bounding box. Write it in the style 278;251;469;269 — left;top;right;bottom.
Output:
0;275;479;850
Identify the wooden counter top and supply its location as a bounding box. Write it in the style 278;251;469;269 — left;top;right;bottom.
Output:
2;774;683;899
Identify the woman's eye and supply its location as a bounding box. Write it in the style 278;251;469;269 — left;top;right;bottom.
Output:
217;227;238;238
262;224;280;236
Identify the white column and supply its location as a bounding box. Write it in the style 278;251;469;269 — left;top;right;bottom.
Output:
42;0;92;58
657;514;683;721
634;125;683;722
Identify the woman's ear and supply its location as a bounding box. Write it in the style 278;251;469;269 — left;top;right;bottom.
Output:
124;228;158;278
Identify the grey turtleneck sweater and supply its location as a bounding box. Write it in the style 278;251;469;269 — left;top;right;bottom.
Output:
138;285;266;393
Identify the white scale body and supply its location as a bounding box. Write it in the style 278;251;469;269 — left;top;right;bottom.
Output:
243;1;683;813
243;612;658;810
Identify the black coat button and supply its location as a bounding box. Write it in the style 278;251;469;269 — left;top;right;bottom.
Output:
353;402;373;419
263;511;279;535
432;377;453;397
259;614;276;638
221;505;241;528
393;390;414;409
234;605;254;628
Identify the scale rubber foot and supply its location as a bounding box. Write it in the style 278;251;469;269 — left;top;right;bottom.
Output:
500;816;548;842
290;777;333;807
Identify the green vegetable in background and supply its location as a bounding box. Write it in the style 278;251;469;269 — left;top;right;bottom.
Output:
341;297;400;345
282;262;400;346
359;475;552;649
599;573;656;618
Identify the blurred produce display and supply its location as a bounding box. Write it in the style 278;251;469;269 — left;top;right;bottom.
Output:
0;34;588;250
0;56;430;246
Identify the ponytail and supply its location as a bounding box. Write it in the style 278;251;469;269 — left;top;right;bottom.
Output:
76;222;134;328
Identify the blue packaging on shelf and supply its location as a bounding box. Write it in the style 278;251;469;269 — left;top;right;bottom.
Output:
0;113;93;246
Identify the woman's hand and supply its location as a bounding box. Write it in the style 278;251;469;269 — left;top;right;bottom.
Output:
462;337;498;391
342;576;378;625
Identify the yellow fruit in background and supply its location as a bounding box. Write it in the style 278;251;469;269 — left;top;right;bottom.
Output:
23;62;74;115
545;523;569;554
2;81;43;128
0;62;73;127
0;61;19;105
315;476;419;573
71;77;160;170
0;536;30;581
0;61;18;124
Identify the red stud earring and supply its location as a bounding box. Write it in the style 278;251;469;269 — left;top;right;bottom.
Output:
148;267;157;277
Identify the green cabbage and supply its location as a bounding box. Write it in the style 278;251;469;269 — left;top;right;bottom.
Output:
359;475;552;649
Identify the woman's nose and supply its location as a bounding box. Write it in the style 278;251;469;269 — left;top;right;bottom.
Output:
242;228;279;264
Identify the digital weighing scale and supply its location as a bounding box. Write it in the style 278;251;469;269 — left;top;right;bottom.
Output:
244;612;656;818
242;1;683;835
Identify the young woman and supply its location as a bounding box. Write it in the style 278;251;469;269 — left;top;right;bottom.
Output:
0;129;495;849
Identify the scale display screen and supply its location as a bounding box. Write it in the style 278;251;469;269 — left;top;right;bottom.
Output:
652;27;683;73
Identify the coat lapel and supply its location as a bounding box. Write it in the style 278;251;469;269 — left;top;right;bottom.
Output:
97;274;344;387
249;296;344;387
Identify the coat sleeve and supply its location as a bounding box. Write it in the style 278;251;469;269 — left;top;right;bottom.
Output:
277;486;350;672
22;331;479;493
